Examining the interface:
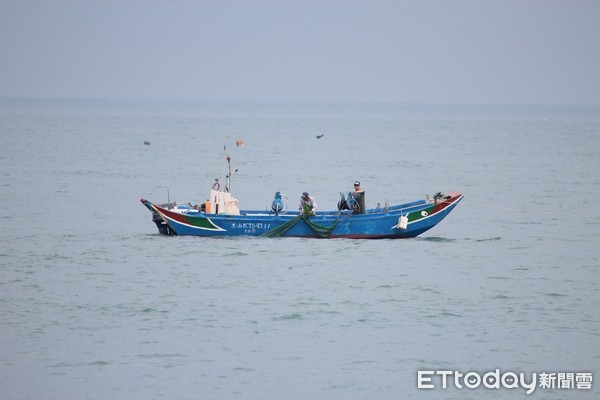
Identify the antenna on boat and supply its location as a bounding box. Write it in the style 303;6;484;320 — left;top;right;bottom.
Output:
220;144;227;190
167;188;171;203
226;156;231;192
225;156;238;193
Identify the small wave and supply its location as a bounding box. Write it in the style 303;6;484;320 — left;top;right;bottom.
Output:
417;237;456;243
137;353;187;359
83;272;115;276
44;254;70;261
224;251;249;257
377;298;405;303
556;325;574;332
476;236;502;242
295;300;331;307
545;292;567;298
463;236;502;242
345;360;376;365
51;360;110;368
374;284;395;289
87;360;110;366
412;286;443;295
274;356;303;361
309;309;342;316
439;311;463;318
272;313;302;321
488;276;511;280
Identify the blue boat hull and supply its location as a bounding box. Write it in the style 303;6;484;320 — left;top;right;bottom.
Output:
141;193;463;239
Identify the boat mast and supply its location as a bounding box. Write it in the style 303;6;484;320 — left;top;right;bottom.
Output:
222;143;238;193
226;156;231;192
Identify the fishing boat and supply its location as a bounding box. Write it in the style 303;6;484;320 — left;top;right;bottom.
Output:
141;154;462;238
140;187;463;239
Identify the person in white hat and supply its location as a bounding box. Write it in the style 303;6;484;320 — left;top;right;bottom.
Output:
352;180;366;214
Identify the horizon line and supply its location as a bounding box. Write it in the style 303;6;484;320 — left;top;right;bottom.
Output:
1;95;599;109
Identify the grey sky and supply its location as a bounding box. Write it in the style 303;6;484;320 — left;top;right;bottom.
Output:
1;0;599;105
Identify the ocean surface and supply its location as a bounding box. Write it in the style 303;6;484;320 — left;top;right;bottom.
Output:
1;98;599;399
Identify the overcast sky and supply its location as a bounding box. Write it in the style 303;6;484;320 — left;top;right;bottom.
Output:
1;0;599;105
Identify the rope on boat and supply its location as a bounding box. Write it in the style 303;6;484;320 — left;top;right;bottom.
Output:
262;204;337;238
304;215;337;237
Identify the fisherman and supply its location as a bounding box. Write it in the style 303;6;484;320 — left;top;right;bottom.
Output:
352;180;366;214
299;192;317;216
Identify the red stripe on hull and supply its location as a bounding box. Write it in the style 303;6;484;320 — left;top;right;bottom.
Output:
153;205;190;224
432;192;462;213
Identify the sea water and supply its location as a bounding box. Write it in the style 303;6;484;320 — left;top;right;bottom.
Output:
0;98;599;399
